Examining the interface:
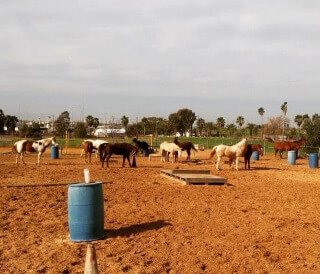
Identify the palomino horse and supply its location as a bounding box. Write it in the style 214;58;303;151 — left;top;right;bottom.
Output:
208;138;247;170
13;137;58;165
266;138;306;158
99;143;139;168
80;139;108;158
159;142;182;163
173;137;198;160
133;138;149;156
244;144;263;170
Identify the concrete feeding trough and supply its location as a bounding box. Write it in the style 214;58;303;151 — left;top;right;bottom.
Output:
161;169;227;185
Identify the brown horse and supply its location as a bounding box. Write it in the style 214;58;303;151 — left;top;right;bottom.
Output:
99;143;138;168
244;144;263;170
173;137;198;160
266;138;306;158
82;141;94;163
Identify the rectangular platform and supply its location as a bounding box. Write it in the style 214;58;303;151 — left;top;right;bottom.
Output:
161;169;227;185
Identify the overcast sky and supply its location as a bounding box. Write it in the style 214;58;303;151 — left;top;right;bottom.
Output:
1;0;320;125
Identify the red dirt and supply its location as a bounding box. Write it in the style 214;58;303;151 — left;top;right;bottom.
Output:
1;148;320;273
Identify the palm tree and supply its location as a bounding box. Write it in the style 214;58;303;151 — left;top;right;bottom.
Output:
216;117;225;137
196;118;206;136
258;107;265;137
121;115;129;131
236;116;245;128
312;113;320;121
281;102;287;139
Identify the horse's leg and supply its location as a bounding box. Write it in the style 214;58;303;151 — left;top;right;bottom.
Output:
89;151;92;164
216;156;221;170
37;152;41;166
101;153;106;168
106;154;112;168
235;157;239;170
127;155;131;167
80;149;84;158
280;150;283;159
21;152;26;164
16;153;20;164
187;149;191;160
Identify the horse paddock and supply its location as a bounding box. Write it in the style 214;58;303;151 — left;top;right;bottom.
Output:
1;148;320;273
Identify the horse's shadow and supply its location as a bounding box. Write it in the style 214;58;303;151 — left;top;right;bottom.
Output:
104;220;172;238
249;167;282;171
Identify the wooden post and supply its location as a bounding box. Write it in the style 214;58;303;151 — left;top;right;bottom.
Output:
150;135;153;148
84;243;99;274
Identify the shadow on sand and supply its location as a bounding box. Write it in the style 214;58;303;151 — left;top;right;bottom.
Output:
104;220;172;238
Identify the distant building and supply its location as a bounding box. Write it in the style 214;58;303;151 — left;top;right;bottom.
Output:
94;126;126;138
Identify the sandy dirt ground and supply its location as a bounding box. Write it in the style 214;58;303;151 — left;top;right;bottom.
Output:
1;147;320;273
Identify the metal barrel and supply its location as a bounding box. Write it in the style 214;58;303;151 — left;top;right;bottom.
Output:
68;182;104;242
309;153;319;168
252;151;259;161
50;145;59;159
287;150;296;165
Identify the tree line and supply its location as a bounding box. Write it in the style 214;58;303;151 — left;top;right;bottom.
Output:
1;103;320;150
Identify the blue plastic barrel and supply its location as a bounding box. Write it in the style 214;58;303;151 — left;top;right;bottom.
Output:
288;151;296;165
252;151;259;161
68;182;104;242
50;145;59;159
309;153;319;168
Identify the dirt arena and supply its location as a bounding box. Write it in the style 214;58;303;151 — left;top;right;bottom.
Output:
1;148;320;273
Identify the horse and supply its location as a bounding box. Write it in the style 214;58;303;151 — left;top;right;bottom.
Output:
12;137;58;165
173;137;198;160
99;143;139;168
266;138;306;158
244;144;263;170
133;138;149;156
159;142;182;163
208;138;247;170
80;139;108;159
82;141;94;163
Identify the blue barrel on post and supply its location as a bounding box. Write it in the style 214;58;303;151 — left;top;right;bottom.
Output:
309;153;319;168
50;145;59;159
288;150;296;165
68;182;104;242
252;151;259;161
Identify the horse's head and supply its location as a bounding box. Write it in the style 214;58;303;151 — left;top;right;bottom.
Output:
132;138;137;143
51;137;57;146
257;144;263;156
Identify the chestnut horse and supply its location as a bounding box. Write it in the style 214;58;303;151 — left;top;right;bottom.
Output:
13;137;57;165
266;138;306;158
244;144;263;170
173;137;198;160
99;143;139;168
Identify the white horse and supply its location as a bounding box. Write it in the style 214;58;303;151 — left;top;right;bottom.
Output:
208;138;247;170
80;139;108;158
159;142;182;163
13;137;58;165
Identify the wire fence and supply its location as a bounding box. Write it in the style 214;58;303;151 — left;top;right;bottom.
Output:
1;135;319;157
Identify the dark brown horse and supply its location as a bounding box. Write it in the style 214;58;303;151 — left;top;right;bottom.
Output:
266;138;306;158
173;137;198;160
244;144;263;170
99;143;138;168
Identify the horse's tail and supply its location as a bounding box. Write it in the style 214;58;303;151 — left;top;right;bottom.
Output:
12;144;18;154
191;143;198;152
99;143;107;162
208;146;217;160
266;137;274;143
